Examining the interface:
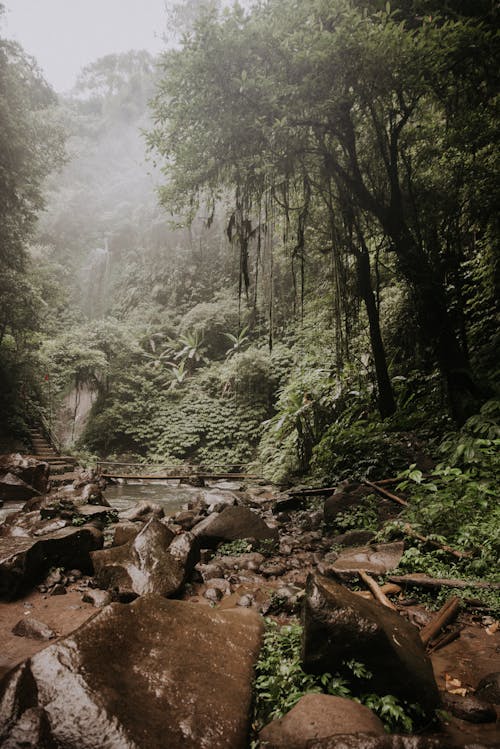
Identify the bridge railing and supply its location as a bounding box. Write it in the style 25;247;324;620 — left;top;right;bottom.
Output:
95;461;259;479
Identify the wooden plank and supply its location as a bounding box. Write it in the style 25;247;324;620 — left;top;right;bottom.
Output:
101;473;260;481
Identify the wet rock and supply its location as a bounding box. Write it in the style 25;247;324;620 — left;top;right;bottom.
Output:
475;672;500;704
324;542;405;580
82;589;112;607
12;617;56;641
120;500;165;522
259;694;385;748
91;519;197;600
192;505;278;548
301;574;439;718
201;489;238;511
0;454;49;497
0;595;263;749
0;472;41;501
441;692;497;723
111;520;142;547
332;530;377;547
307;736;463;748
0;526;103;599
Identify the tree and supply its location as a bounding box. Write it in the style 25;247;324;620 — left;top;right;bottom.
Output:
149;0;498;422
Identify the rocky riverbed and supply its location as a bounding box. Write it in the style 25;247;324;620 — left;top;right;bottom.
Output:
0;454;498;748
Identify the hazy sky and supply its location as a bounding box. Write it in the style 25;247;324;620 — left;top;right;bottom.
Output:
2;0;168;92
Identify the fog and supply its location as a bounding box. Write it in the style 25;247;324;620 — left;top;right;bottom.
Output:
3;0;167;91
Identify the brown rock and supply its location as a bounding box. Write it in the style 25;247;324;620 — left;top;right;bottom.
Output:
475;672;500;704
259;694;385;748
0;595;263;749
12;617;56;641
306;735;458;748
0;526;103;600
81;589;112;607
0;454;49;496
120;500;164;522
111;521;142;547
91;519;196;600
192;505;278;548
301;575;439;719
325;542;405;580
441;692;497;723
0;472;40;501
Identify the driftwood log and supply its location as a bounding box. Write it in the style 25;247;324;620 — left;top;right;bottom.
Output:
358;570;398;611
420;596;461;646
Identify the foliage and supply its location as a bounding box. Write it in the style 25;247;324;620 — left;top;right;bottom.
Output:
253;619;423;738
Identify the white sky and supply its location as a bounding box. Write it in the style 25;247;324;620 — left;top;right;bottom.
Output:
2;0;169;92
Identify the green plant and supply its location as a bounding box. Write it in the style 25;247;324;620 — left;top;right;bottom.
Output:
333;495;381;533
216;539;253;556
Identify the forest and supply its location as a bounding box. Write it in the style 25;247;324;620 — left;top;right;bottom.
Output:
0;0;499;746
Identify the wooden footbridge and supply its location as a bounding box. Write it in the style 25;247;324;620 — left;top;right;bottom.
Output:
96;461;262;482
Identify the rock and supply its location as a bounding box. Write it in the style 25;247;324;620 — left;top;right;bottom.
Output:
0;526;103;600
441;692;497;723
12;617;56;641
301;575;440;718
204;587;223;602
82;589;112;607
91;519;195;600
168;531;200;574
120;500;165;522
80;483;108;505
475;672;500;704
192;505;279;548
261;561;287;577
332;530;377;547
217;552;265;572
237;594;254;607
0;454;49;496
324;542;405;580
111;520;142;547
201;489;238;509
75;505;116;522
272;495;307;514
0;472;41;501
49;583;67;596
172;510;200;530
259;694;385;748
306;736;459;748
196;561;225;581
0;595;263;749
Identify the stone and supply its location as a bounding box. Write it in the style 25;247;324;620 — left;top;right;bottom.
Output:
80;483;108;505
217;552;265;572
192;505;279;548
49;584;67;596
0;526;103;600
0;454;49;496
204;587;223;602
301;575;440;718
332;530;377;547
0;472;40;501
196;561;225;581
0;595;263;749
238;594;254;607
172;510;200;530
111;521;142;547
91;519;195;600
120;500;165;522
259;694;385;748
324;542;405;580
201;489;238;509
306;736;461;748
475;672;500;704
441;692;497;723
12;617;56;641
82;589;112;607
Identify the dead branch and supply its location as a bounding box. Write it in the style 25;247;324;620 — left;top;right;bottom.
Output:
359;570;398;611
402;523;472;560
428;626;464;654
388;573;500;591
420;596;461;646
362;478;409;507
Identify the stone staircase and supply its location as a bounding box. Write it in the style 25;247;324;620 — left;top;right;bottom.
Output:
28;427;78;487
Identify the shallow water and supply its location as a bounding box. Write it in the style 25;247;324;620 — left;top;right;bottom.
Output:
103;481;202;516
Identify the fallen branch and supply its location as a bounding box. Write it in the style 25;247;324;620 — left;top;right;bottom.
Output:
287;486;337;497
359;570;398;611
388;573;500;591
420;596;461;646
428;626;464;654
362;478;408;507
402;524;472;560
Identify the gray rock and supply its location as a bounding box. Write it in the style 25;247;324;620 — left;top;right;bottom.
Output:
0;454;49;497
0;526;103;600
306;735;467;748
441;692;497;723
259;694;385;748
12;617;56;641
0;472;41;502
332;530;377;547
120;500;165;522
111;521;142;547
82;589;112;607
204;587;223;602
0;595;263;749
91;519;197;600
324;542;405;580
475;672;500;704
301;574;440;719
192;505;278;548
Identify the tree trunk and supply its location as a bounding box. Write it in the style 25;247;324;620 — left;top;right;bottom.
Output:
355;239;396;419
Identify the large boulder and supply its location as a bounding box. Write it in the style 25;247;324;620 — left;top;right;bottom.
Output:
0;473;41;502
301;575;439;718
0;454;49;498
322;542;405;580
192;505;278;548
120;500;164;522
0;526;103;599
0;595;263;749
91;519;198;600
306;736;479;748
259;694;385;748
